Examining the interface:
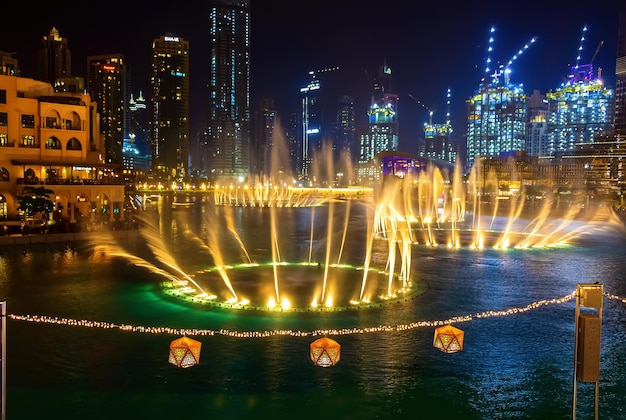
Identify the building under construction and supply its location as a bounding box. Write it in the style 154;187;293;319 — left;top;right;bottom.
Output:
465;29;535;171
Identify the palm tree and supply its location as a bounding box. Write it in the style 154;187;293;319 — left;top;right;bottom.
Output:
16;186;55;224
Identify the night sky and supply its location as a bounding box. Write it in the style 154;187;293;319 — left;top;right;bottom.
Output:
2;1;624;152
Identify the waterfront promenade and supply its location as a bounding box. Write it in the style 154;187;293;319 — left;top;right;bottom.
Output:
0;229;139;247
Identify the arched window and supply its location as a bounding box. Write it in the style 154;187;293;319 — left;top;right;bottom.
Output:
65;111;82;131
44;109;62;129
24;168;37;184
66;138;82;150
45;136;61;149
0;167;9;181
0;194;7;218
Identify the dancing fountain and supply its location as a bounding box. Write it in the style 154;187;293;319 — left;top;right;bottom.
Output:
100;124;624;313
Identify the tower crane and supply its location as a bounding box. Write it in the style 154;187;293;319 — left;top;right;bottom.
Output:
501;36;537;85
408;94;435;125
569;25;603;83
481;25;536;86
590;41;603;64
301;66;340;92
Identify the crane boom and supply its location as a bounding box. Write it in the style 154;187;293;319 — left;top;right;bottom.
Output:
590;41;603;64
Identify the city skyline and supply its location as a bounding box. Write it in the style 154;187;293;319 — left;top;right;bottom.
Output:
1;1;624;153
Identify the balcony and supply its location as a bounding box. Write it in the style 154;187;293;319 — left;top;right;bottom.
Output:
16;177;125;186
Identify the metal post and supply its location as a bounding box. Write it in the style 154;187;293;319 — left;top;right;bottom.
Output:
573;284;603;420
572;288;580;419
1;300;5;420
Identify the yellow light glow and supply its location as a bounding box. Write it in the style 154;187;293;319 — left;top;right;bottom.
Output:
280;298;291;310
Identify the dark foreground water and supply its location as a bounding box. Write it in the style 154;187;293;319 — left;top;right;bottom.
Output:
1;203;626;419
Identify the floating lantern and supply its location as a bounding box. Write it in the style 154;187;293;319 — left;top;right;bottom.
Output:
168;336;202;368
310;337;341;367
433;325;464;353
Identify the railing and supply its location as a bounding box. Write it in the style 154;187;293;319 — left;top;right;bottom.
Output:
16;178;126;186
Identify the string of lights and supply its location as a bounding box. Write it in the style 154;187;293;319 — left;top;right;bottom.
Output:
5;291;626;339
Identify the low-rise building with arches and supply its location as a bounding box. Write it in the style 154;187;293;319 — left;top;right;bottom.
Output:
0;74;125;230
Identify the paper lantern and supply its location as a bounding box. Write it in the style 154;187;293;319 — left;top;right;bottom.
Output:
310;337;341;367
168;336;202;368
433;325;464;353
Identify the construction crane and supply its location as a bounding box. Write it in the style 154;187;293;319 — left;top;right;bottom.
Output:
501;36;537;85
307;66;340;83
482;26;496;83
574;25;588;70
481;25;536;86
569;25;603;83
301;66;340;92
590;40;604;64
408;94;435;125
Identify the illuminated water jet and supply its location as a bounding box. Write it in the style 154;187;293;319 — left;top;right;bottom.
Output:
102;147;624;313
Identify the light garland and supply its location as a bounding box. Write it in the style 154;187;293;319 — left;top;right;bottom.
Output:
6;291;626;339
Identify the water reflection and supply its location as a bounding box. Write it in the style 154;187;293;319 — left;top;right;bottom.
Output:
1;200;625;418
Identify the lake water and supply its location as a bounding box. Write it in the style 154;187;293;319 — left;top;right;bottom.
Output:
1;202;625;419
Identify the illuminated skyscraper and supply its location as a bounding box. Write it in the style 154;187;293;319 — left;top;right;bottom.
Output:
251;97;277;176
546;63;612;154
466;29;536;171
357;64;399;183
128;91;150;156
420;88;456;165
359;96;399;155
421;123;455;164
287;112;300;177
359;64;399;162
299;72;321;179
466;71;527;170
206;0;250;182
615;9;626;133
37;27;71;86
125;91;152;175
151;34;189;182
335;95;356;184
525;90;549;156
87;54;127;165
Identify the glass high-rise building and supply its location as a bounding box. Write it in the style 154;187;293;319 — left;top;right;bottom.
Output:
466;72;527;171
359;64;399;163
525;90;550;157
546;63;613;154
37;27;71;86
419;88;456;165
251;97;277;176
299;73;321;179
336;95;356;165
615;9;626;133
206;0;250;183
87;54;127;165
151;34;190;182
